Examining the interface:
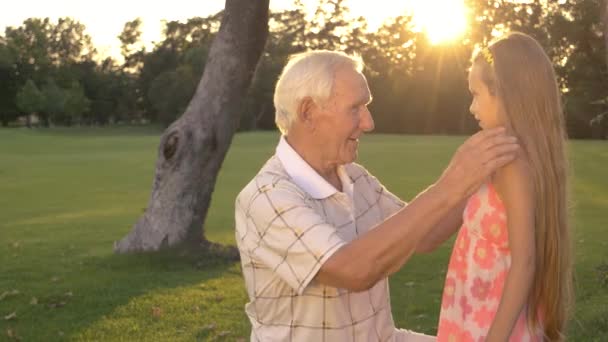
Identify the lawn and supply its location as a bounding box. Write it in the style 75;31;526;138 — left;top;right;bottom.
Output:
0;127;606;341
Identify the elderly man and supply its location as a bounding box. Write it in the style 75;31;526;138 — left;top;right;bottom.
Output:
235;51;518;341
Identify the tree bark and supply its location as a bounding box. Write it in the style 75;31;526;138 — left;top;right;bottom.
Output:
604;0;608;70
114;0;269;253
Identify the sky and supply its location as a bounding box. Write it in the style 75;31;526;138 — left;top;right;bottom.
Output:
0;0;467;60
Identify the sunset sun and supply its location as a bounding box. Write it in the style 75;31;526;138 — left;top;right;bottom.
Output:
409;0;468;44
346;0;469;44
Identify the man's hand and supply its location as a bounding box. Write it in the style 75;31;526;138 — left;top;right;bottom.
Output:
438;127;519;201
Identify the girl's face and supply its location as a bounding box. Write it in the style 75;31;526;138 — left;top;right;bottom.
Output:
468;63;503;130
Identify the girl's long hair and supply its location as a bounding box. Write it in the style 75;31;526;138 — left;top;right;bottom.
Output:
472;32;573;340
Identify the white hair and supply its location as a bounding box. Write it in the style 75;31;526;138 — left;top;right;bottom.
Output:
273;50;364;134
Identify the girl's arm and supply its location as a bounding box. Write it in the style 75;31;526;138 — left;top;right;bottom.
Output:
486;158;536;341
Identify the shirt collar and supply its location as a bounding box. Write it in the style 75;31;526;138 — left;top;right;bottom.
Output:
276;136;353;200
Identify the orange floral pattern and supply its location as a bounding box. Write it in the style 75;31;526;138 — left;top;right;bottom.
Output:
470;277;492;301
451;226;470;281
480;210;508;246
442;277;456;309
437;183;543;341
466;195;481;220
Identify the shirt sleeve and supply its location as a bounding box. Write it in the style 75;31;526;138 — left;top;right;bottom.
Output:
394;329;436;342
237;177;347;295
376;180;406;219
362;170;406;220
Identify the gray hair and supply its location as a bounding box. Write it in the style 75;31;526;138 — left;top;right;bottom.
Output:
273;50;364;134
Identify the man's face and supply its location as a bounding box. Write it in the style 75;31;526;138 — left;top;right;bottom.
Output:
313;67;375;165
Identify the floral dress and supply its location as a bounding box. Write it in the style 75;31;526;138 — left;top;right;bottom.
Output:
437;182;543;341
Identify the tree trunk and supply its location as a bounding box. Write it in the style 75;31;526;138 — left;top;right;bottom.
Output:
604;0;608;70
114;0;269;253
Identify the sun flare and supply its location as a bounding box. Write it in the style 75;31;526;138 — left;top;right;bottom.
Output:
409;0;468;44
347;0;469;44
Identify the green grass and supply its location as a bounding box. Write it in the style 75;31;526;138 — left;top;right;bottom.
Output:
0;127;606;341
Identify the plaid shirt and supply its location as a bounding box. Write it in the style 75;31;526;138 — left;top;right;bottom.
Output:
235;137;435;341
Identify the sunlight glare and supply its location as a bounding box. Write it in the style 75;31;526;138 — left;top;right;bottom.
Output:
408;0;468;44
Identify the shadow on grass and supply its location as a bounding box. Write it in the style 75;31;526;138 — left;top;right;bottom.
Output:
0;246;244;341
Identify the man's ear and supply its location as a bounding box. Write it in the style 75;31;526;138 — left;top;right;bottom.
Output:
296;97;316;129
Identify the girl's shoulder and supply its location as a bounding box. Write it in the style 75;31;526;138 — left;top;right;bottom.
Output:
492;156;535;207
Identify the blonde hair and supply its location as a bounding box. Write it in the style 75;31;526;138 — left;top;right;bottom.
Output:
472;32;573;340
273;50;364;134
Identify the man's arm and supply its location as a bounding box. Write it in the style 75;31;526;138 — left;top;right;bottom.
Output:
372;178;465;255
415;199;466;254
316;183;456;291
315;127;518;291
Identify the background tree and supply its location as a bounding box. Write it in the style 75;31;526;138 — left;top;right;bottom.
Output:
15;79;45;126
119;18;145;72
589;0;608;138
40;79;66;126
0;39;19;126
2;17;98;125
0;0;606;138
547;0;608;138
114;0;269;253
63;80;91;125
604;0;608;67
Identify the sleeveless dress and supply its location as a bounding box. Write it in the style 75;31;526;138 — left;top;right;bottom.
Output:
436;182;543;341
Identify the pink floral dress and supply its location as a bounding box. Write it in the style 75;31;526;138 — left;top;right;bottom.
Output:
437;183;543;341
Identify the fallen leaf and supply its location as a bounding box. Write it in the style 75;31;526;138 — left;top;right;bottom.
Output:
201;323;216;331
4;312;17;321
0;290;20;301
48;301;67;309
151;306;162;318
51;276;60;283
6;328;22;341
217;330;231;338
64;291;73;297
29;297;38;305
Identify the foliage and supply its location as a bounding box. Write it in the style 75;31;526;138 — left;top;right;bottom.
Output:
0;0;606;137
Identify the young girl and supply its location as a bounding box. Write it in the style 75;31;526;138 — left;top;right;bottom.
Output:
437;32;573;341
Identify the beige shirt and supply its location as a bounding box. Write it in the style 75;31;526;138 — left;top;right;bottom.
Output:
235;137;435;341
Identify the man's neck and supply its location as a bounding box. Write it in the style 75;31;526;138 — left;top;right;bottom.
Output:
285;135;342;191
